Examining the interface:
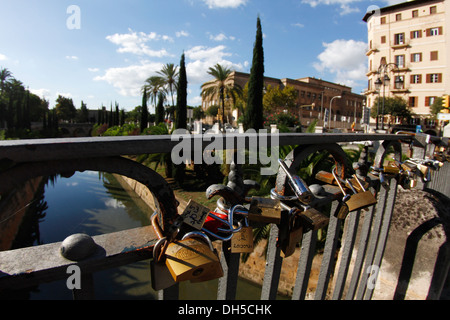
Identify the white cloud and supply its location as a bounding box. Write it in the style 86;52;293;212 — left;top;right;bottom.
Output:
313;39;367;88
106;29;173;58
66;55;79;60
0;53;7;61
301;0;361;15
30;88;51;99
94;60;164;97
209;32;235;41
176;30;190;38
56;92;74;99
88;67;99;72
203;0;248;9
292;22;305;28
185;45;244;84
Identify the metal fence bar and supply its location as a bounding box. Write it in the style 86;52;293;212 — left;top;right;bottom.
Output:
260;224;283;300
427;241;450;300
291;229;317;300
217;242;240;300
354;184;389;300
331;210;361;300
345;204;376;300
364;178;398;300
314;201;341;300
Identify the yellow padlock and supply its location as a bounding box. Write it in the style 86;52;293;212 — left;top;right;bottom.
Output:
165;232;223;283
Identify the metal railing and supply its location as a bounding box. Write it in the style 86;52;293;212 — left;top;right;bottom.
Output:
0;132;449;300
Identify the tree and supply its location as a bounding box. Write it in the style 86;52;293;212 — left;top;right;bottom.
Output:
55;95;76;121
158;63;179;107
155;91;165;125
201;64;242;131
263;85;299;113
144;76;166;109
370;96;411;124
175;53;187;130
244;16;265;131
141;89;148;131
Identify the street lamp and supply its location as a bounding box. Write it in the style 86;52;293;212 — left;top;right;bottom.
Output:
329;95;341;131
375;62;404;131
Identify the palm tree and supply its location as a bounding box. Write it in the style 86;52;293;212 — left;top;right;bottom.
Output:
143;75;166;107
158;63;179;107
201;64;242;131
0;68;12;94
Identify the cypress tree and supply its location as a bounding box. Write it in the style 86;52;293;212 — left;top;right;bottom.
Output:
244;16;265;131
175;53;187;130
155;91;165;125
141;89;148;131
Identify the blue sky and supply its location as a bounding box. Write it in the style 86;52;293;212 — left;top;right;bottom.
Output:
0;0;404;112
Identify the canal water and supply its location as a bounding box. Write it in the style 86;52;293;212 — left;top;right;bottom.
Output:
4;171;268;300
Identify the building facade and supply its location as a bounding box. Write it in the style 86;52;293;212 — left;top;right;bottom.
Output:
363;0;449;129
201;71;365;129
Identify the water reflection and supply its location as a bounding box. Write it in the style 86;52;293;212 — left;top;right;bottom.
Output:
1;171;268;300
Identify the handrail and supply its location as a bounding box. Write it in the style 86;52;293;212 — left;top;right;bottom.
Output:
0;133;413;163
0;132;448;301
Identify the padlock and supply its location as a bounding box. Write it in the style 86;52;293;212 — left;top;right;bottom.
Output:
181;231;224;283
332;169;351;219
150;213;178;291
150;237;178;291
165;231;223;283
332;169;376;219
298;207;329;231
231;216;254;254
350;174;377;209
248;196;282;224
279;208;304;258
278;159;313;204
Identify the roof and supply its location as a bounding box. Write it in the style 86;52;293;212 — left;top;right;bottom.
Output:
362;0;441;22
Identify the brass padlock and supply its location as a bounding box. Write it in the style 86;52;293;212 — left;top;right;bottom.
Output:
165;231;223;283
332;170;376;219
150;213;177;291
350;174;377;210
150;237;177;291
231;217;254;254
248;197;281;224
298;207;329;231
280;209;303;258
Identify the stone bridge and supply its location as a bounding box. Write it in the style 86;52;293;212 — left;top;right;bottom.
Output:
59;123;94;137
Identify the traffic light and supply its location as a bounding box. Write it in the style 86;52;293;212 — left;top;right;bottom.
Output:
442;95;450;113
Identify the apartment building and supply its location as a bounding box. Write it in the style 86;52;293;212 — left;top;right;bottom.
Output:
201;71;365;128
363;0;450;129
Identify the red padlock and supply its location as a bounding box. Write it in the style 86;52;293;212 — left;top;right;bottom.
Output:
203;211;229;234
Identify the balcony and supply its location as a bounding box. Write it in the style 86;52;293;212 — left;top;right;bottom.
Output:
0;133;449;302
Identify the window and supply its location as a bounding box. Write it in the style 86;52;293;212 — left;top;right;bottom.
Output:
426;74;442;83
430;51;438;61
411;53;422;62
410;74;422;84
396;13;401;21
395;55;405;67
411;30;422;39
381;17;386;24
395;76;404;89
425;97;436;106
412;10;418;18
381;35;386;44
409;97;418;108
430;6;437;14
394;33;405;45
427;27;443;36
